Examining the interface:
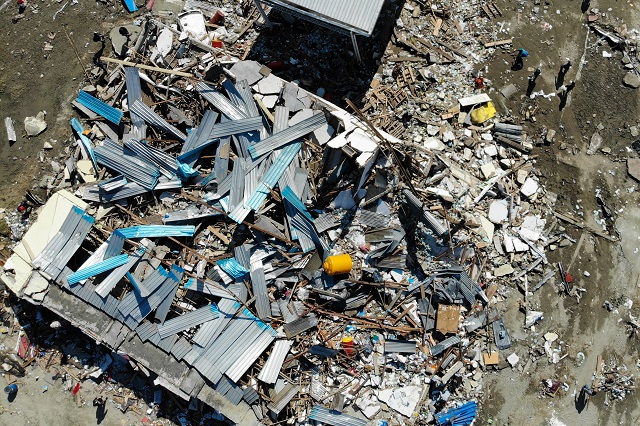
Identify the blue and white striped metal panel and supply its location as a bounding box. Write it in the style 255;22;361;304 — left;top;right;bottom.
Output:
125;67;147;140
95;246;146;297
94;139;161;189
281;186;313;220
115;225;195;239
130;99;187;141
70;118;99;173
232;142;301;224
157;304;219;339
222;79;247;115
258;0;384;36
104;232;125;259
249;260;270;320
248;112;327;159
76;90;123;125
180;109;219;156
196;82;247;120
98;175;128;192
308;405;368;426
258;340;292;384
180;116;263;160
216;258;249;280
124;139;178;178
67;254;129;285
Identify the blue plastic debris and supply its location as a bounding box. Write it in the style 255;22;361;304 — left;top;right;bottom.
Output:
122;0;138;13
434;401;477;426
70;118;99;174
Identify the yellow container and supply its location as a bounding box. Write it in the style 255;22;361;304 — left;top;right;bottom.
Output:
323;254;353;275
470;101;496;124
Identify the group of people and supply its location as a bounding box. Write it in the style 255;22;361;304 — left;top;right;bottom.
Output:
514;50;576;110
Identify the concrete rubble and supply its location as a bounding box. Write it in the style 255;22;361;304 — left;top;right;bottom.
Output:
0;1;634;425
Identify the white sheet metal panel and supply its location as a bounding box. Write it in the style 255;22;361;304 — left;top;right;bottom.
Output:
258;340;293;384
259;0;385;36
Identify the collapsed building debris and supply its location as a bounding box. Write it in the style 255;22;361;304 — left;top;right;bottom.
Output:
0;1;630;425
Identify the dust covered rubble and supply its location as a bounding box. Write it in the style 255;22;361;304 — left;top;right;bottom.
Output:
0;2;617;426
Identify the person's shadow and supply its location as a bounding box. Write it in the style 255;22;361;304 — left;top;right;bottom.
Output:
96;405;107;424
581;0;591;13
575;390;589;413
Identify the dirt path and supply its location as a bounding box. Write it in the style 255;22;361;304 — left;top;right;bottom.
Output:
481;1;640;424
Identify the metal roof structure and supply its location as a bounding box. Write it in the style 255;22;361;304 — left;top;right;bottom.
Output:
257;0;385;36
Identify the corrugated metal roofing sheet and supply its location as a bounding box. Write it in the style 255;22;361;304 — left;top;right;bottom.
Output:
115;225;195;239
67;254;129;285
266;383;298;414
384;339;417;354
308;405;368;426
283;314;317;338
258;340;292;384
196;82;248;120
157;304;219;339
259;0;385;36
94;139;161;189
95;246;145;297
248;112;326;159
239;141;301;219
225;327;277;382
216;258;249;280
170;337;193;361
124;67;147;140
76;90;123;124
249;260;270;320
130;99;187;141
124;139;178;178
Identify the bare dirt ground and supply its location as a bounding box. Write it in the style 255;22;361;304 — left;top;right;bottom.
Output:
0;1;128;242
480;1;640;425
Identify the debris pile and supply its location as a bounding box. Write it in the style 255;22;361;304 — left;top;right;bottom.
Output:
1;2;627;426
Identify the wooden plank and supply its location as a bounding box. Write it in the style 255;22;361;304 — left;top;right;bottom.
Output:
483;38;513;48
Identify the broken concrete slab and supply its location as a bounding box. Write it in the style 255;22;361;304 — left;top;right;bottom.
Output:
24;111;47;136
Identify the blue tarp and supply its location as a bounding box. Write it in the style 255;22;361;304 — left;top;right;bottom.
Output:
435;401;477;426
